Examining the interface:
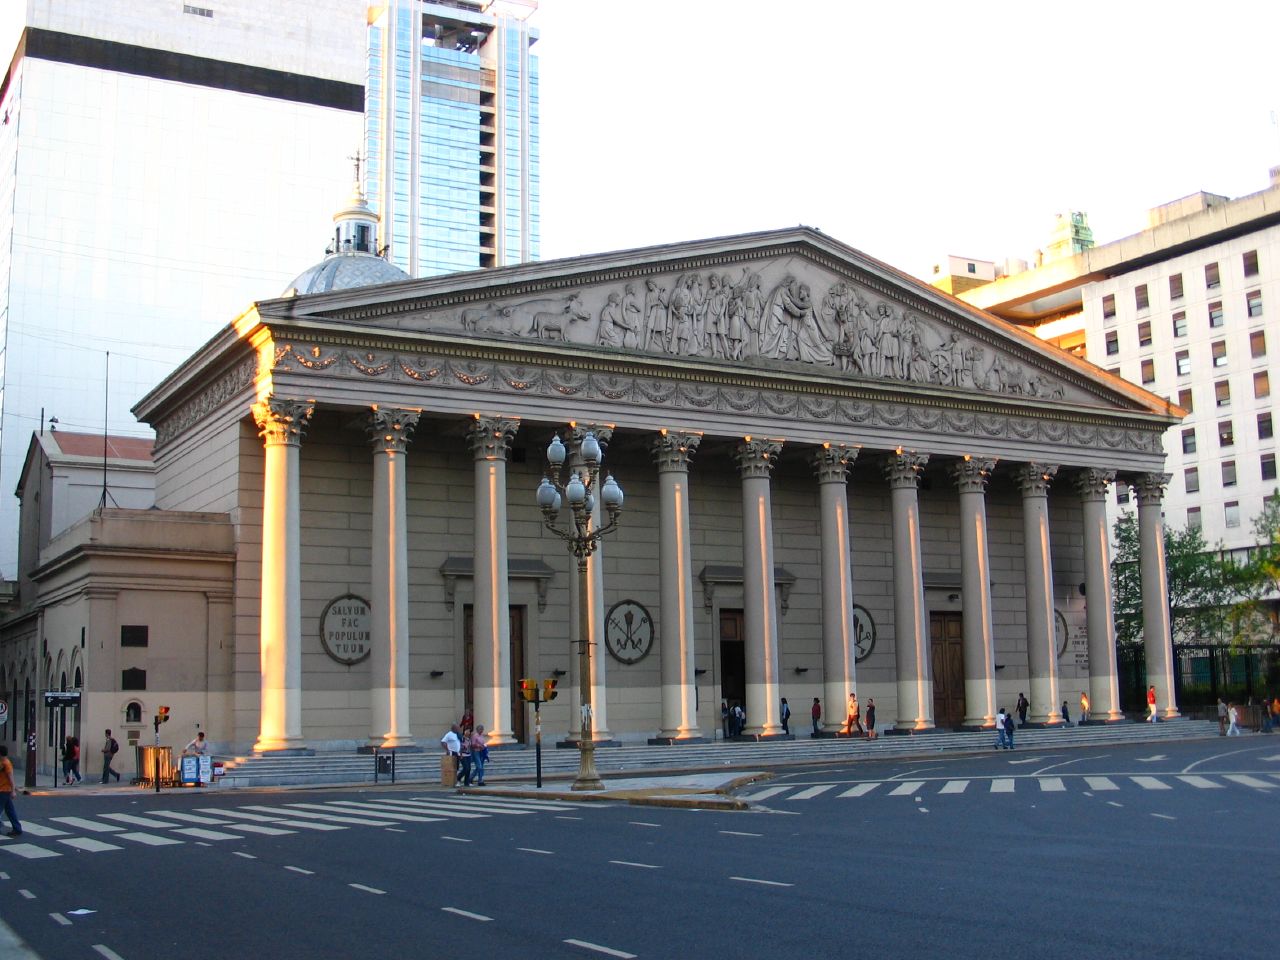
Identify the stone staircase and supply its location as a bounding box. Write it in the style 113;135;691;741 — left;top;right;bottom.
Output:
214;719;1220;790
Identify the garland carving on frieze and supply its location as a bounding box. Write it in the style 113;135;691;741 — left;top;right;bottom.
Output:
154;354;257;449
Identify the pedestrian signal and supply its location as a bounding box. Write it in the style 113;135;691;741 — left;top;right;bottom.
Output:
520;679;537;702
543;678;558;701
156;705;171;723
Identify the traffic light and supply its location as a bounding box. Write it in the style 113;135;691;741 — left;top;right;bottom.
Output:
156;705;170;723
520;679;537;702
543;678;558;701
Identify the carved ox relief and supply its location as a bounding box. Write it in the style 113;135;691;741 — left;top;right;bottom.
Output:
398;257;1078;401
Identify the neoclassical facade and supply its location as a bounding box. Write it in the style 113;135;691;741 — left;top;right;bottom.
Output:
133;228;1182;752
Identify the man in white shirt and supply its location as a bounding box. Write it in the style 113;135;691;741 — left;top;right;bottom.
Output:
440;724;462;785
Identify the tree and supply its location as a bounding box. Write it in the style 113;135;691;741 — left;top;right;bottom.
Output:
1226;491;1280;645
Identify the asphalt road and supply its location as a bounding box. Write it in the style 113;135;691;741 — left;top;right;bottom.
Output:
0;737;1276;959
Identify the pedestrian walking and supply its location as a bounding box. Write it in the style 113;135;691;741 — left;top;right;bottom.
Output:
1217;698;1228;736
0;745;20;837
995;708;1008;749
1003;709;1016;749
732;703;746;738
62;736;81;785
1016;693;1029;728
780;697;791;736
100;729;121;783
1227;703;1242;736
865;699;876;739
458;725;474;786
440;723;462;784
1147;685;1159;722
721;700;730;740
469;726;489;785
846;692;863;736
1080;691;1090;725
810;697;821;737
1061;700;1071;725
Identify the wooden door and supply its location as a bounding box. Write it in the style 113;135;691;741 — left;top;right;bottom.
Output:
930;612;965;729
719;609;746;713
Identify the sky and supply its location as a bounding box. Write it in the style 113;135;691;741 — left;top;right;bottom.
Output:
533;0;1280;280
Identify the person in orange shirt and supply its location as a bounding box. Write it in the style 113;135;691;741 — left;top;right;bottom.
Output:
0;745;21;837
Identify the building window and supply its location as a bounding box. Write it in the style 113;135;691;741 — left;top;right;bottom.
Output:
120;625;149;647
1243;250;1259;277
1134;284;1150;311
966;262;976;274
1169;273;1184;300
1172;311;1188;337
1251;330;1267;358
1260;412;1274;440
1178;388;1194;413
1220;422;1235;448
1212;340;1228;368
1105;330;1119;355
1208;301;1224;328
1137;320;1153;347
1215;380;1231;407
1141;359;1156;384
1255;371;1270;399
1225;501;1240;528
1222;459;1237;485
1175;349;1191;376
1247;290;1263;318
124;701;142;724
121;668;147;691
1205;262;1221;289
1263;453;1278;482
1184;466;1200;493
1102;294;1116;319
1187;506;1202;530
1181;428;1197;454
1116;486;1130;505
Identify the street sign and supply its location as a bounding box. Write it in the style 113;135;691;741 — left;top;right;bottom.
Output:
43;691;81;707
0;699;7;725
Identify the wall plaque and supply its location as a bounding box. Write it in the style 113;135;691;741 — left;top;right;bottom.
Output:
605;600;654;665
854;604;876;663
319;594;372;665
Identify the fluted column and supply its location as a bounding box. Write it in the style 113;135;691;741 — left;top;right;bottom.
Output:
735;437;784;738
252;396;313;753
952;456;998;728
652;430;702;740
1018;463;1063;725
885;450;932;731
1134;473;1179;719
811;443;858;733
469;415;520;745
567;425;614;742
367;406;420;749
1076;468;1123;721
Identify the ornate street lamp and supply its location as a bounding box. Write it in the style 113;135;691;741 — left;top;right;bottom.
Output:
537;431;623;790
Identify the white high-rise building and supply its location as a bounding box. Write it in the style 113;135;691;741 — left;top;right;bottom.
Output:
0;0;369;576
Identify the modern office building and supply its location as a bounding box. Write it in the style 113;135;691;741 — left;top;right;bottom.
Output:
0;0;370;577
364;0;540;278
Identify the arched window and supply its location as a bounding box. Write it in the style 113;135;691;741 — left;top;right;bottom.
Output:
60;671;67;691
125;701;142;724
74;667;82;689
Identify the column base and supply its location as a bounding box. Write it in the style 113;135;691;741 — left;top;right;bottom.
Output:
959;722;996;731
253;745;315;757
555;738;620;749
647;736;709;745
886;724;939;735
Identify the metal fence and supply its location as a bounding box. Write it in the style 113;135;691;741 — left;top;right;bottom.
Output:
1117;643;1280;711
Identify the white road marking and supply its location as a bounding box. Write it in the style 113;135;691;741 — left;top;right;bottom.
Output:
117;833;183;847
50;913;71;927
100;814;177;829
1152;813;1177;820
1136;755;1168;763
1131;776;1171;790
628;822;661;828
563;938;637;958
1038;778;1066;792
441;836;472;843
233;852;256;860
0;871;8;879
918;808;929;814
730;876;794;887
386;828;407;833
349;883;385;895
837;783;878;798
421;799;538;815
517;847;554;855
284;866;314;875
1177;775;1223;789
150;812;231;826
14;822;69;837
886;763;947;780
740;786;791;801
2;846;59;860
442;907;492;922
58;838;121;853
1107;801;1124;808
1030;754;1107;775
555;816;583;821
990;779;1015;793
1006;757;1047;765
243;805;394;827
92;947;126;960
1223;774;1275;788
19;888;36;898
1183;746;1270;773
320;801;446;823
172;828;242;841
789;784;837;800
938;780;968;794
610;860;660;869
224;823;295;836
49;817;121;834
195;842;213;847
888;781;924;796
1260;754;1280;762
1084;777;1118;791
1270;774;1280;783
197;809;343;832
719;830;762;837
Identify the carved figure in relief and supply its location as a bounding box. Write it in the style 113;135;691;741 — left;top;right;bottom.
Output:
960;345;983;389
760;276;833;365
688;275;708;354
621;284;643;348
741;273;767;356
705;274;730;358
667;276;694;354
724;278;748;361
907;332;932;383
597;291;635;348
852;293;878;375
874;302;902;378
642;279;669;351
459;302;513;333
824;283;857;372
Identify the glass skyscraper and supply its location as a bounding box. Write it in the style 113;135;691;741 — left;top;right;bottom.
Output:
366;0;540;278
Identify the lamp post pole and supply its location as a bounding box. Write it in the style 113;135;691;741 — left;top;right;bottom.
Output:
536;432;623;792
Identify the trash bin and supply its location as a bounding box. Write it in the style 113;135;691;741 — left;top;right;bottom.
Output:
440;753;456;787
376;754;393;774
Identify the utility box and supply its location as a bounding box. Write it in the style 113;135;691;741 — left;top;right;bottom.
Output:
440;754;456;787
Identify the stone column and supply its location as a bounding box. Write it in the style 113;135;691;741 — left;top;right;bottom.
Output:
468;416;520;745
652;430;702;741
567;425;614;742
952;456;998;728
1018;463;1063;725
1134;473;1180;719
251;397;313;754
367;406;420;749
1076;468;1123;721
885;450;932;731
810;443;858;734
735;437;785;738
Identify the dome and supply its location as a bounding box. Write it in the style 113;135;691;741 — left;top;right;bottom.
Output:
285;254;409;295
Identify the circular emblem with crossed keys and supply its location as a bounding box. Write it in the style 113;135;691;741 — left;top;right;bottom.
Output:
604;600;654;665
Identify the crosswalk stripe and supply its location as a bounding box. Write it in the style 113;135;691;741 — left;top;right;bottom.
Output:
738;786;791;801
789;785;837;800
13;822;69;837
363;799;526;817
117;832;183;847
1222;774;1275;788
1270;774;1280;784
990;779;1015;793
1131;776;1171;790
151;812;232;826
242;806;395;827
195;809;345;832
419;797;590;810
0;844;60;859
419;799;539;814
298;802;443;823
836;783;878;798
341;802;482;820
172;827;242;841
1038;778;1066;792
888;781;924;796
938;780;968;794
1176;775;1222;789
1084;777;1118;791
225;823;296;836
49;817;121;834
100;814;177;829
58;838;121;853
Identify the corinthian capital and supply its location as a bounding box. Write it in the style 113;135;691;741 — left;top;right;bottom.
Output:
1015;462;1059;497
810;443;859;484
1072;467;1116;501
569;423;614;457
1131;472;1171;506
883;450;928;489
367;406;421;454
252;396;314;447
650;430;702;472
467;415;520;461
951;456;997;493
734;437;783;479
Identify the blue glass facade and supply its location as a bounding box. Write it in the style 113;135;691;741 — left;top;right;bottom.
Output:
366;1;539;279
